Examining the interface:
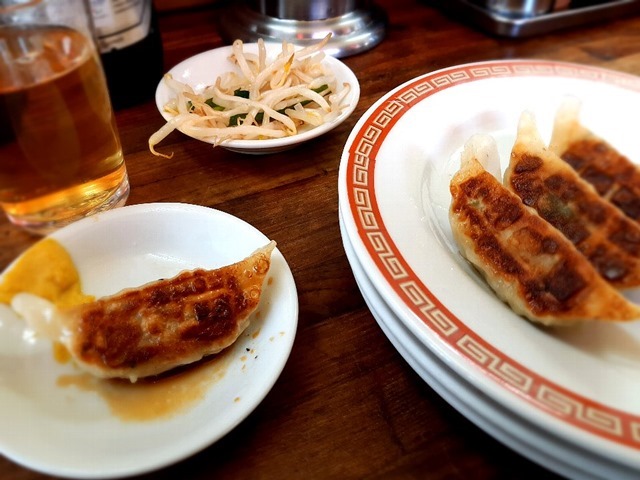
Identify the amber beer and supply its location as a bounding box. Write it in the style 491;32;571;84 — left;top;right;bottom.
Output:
0;24;129;234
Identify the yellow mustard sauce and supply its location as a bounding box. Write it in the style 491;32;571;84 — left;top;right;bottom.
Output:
0;238;94;307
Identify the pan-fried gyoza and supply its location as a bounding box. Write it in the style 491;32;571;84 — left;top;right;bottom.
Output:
11;241;276;382
549;98;640;222
504;112;640;289
449;135;640;325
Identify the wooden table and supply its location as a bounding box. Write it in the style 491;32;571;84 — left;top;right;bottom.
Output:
3;0;640;478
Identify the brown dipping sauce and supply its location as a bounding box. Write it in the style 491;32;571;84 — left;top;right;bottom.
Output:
55;342;236;422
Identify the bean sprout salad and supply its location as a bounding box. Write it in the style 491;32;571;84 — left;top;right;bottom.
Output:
149;34;352;157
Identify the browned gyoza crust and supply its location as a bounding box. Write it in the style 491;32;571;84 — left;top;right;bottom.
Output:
449;136;640;325
560;140;640;220
506;113;640;289
550;108;640;221
63;241;276;381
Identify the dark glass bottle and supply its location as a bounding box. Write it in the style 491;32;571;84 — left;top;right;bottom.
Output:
89;0;164;110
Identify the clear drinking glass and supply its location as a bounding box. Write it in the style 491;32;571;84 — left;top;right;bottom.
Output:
0;0;129;235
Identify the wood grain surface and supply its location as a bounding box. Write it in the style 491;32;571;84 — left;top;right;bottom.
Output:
3;0;640;478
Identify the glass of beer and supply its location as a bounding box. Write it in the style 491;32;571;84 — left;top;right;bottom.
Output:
0;0;129;235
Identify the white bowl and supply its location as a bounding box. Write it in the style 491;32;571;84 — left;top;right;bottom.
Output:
0;203;298;478
155;43;360;155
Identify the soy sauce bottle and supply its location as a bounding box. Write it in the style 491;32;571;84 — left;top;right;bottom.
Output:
88;0;164;110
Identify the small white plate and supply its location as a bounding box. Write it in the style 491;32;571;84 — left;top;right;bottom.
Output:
155;43;360;154
0;203;298;478
338;60;640;475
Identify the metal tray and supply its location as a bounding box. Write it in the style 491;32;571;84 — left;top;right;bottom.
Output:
431;0;640;37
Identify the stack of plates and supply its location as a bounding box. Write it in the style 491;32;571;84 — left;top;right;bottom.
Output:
337;60;640;480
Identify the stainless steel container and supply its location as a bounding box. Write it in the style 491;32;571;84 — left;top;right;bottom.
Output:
248;0;362;21
472;0;555;16
435;0;640;37
218;0;387;57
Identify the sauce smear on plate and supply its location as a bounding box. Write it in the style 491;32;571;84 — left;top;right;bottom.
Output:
57;351;233;421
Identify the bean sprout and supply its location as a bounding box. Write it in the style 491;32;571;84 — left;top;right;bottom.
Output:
149;34;351;157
